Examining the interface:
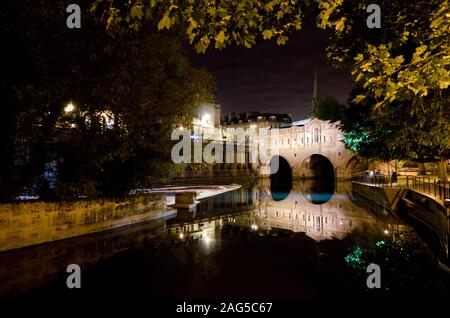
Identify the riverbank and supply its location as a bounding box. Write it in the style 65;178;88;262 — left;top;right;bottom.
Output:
351;181;449;262
0;194;171;253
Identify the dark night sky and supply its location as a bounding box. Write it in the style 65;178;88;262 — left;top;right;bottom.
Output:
191;24;354;120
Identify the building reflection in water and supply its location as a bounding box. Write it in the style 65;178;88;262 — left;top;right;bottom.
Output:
0;179;403;298
167;179;397;244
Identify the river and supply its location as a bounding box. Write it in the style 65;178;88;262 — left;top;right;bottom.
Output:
0;178;445;299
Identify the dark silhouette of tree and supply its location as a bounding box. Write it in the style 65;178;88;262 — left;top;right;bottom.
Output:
0;0;215;201
311;96;345;122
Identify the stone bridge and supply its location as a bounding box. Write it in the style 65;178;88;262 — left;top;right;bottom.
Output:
256;118;366;180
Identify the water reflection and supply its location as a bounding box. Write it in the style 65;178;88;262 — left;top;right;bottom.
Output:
298;178;335;205
0;179;400;298
167;180;379;243
0;219;171;297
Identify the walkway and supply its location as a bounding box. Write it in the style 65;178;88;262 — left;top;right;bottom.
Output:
359;175;450;206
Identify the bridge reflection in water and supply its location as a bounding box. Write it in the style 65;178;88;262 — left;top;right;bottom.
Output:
169;179;393;244
0;179;405;298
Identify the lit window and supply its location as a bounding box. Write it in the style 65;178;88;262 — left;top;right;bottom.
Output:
202;113;211;125
313;128;319;143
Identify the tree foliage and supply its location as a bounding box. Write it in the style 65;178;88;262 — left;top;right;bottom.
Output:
91;0;305;52
92;0;449;108
345;232;449;297
1;0;215;201
311;96;345;122
342;87;450;166
319;0;450;107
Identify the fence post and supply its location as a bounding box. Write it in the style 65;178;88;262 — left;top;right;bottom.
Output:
434;180;436;197
445;180;448;200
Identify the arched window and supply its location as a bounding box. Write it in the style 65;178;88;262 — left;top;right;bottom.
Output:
313;128;319;143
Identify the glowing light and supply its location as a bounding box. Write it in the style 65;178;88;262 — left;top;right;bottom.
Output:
251;224;258;231
383;229;389;235
64;102;75;113
179;233;184;239
204;236;211;244
250;124;257;129
201;113;211;125
99;111;115;129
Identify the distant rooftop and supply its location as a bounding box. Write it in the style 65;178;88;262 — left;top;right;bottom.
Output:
223;111;292;125
292;118;311;126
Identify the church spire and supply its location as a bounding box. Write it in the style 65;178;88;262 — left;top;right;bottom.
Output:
311;68;320;117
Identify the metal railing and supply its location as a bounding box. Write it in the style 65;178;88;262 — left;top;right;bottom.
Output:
353;174;450;201
405;175;450;201
352;173;391;186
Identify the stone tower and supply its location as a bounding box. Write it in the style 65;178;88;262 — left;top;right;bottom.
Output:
311;69;320;116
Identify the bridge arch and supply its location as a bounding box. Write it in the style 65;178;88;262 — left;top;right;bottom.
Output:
297;154;335;179
269;155;292;201
344;154;368;177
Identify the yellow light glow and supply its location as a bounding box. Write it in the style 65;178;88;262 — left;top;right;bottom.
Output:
384;229;389;235
202;113;211;125
64;102;75;113
179;233;184;239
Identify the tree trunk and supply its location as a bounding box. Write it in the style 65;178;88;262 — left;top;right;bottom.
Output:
418;162;426;175
438;156;448;181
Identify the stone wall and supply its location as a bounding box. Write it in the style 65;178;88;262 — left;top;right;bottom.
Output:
352;182;448;260
0;194;167;252
351;182;391;213
398;191;448;259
